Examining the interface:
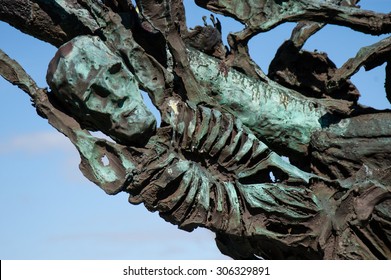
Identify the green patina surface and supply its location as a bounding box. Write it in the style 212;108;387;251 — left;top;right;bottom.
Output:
12;0;387;259
164;99;317;183
47;35;157;146
75;131;120;184
187;48;327;155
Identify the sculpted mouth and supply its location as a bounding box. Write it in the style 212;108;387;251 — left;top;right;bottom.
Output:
122;111;131;118
111;108;138;130
121;108;136;119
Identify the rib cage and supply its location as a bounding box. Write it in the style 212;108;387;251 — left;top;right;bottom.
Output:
126;99;321;239
165;99;313;184
129;156;243;234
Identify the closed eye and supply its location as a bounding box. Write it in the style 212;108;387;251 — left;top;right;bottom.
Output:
108;62;122;74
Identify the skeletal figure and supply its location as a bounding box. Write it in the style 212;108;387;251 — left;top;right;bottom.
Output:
162;99;314;184
122;98;325;259
43;32;391;260
46;35;156;146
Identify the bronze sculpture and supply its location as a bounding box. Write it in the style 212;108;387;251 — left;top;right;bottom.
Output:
1;0;390;259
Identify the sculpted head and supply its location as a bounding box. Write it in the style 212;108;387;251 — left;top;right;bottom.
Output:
46;35;156;146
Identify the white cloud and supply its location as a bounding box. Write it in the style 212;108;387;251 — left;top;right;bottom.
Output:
0;130;85;183
0;131;231;259
0;131;74;155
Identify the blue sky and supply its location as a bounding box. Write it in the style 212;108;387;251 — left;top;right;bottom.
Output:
0;1;390;260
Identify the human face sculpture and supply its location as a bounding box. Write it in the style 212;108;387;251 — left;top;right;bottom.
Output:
46;35;156;146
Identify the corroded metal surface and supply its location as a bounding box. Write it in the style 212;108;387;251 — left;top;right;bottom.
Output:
1;0;391;259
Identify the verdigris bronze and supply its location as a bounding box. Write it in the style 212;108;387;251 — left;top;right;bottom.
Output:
47;35;156;146
1;0;390;259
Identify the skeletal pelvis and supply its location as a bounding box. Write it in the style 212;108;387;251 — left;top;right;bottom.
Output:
125;99;322;240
